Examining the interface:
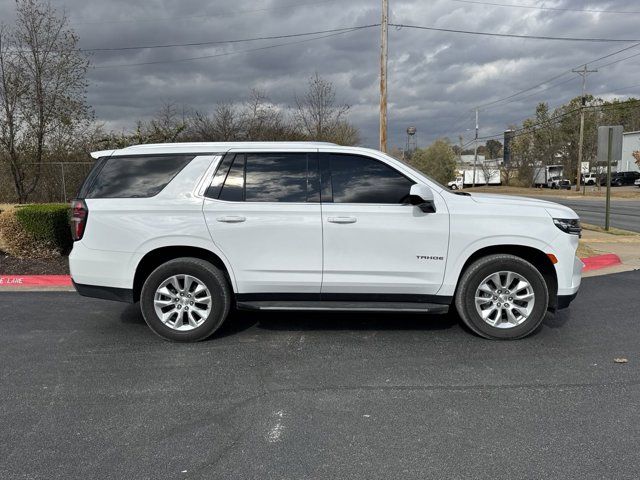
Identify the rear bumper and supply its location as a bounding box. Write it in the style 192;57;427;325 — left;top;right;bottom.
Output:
69;241;140;289
73;280;134;303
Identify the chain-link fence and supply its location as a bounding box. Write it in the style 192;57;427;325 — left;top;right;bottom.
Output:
0;162;95;204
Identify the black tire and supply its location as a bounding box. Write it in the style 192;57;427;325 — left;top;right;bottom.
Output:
454;254;549;340
451;184;458;190
140;257;231;342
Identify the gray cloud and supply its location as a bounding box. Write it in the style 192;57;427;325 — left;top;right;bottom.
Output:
2;0;639;148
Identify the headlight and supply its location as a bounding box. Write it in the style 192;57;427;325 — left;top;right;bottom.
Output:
553;218;581;236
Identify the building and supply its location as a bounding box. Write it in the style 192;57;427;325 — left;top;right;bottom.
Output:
620;131;640;172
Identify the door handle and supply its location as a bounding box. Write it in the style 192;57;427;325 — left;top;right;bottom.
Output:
217;216;246;223
327;216;357;224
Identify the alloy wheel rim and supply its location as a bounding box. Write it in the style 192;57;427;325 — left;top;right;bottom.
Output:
153;274;212;331
474;270;535;329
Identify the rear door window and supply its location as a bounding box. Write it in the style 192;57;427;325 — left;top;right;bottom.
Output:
85;155;194;198
206;152;316;203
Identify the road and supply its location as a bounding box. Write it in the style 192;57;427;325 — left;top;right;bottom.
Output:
2;271;640;479
528;196;640;232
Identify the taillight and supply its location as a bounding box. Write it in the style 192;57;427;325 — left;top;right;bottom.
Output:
70;199;88;241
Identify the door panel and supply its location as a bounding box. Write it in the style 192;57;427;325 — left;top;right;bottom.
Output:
204;200;322;293
319;152;449;295
202;150;322;294
320;203;449;295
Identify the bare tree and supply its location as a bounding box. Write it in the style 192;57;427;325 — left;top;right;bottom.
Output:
0;0;90;202
479;160;499;186
500;161;518;186
295;73;356;144
242;89;301;141
134;102;188;143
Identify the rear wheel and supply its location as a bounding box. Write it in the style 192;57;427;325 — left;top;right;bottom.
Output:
140;257;231;342
455;254;549;340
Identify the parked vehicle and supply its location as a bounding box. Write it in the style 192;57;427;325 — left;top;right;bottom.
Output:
601;171;640;186
533;164;564;188
70;142;582;342
581;173;597;186
547;177;572;190
447;169;501;190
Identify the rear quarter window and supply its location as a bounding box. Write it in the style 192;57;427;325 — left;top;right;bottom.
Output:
84;155;195;199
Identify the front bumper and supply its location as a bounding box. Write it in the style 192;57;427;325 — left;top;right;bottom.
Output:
552;255;583;310
557;291;578;309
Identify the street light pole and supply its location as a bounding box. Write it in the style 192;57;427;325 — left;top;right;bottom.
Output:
472;107;478;188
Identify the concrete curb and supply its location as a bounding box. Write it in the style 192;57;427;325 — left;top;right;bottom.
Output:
581;254;622;272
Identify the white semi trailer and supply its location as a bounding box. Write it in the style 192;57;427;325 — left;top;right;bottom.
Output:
447;169;501;189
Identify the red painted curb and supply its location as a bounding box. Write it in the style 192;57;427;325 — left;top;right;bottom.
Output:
0;275;72;287
581;254;622;272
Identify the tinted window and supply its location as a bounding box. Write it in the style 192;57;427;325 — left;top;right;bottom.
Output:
205;154;234;199
85;155;194;198
329;154;413;204
77;156;107;198
219;154;245;202
244;153;308;202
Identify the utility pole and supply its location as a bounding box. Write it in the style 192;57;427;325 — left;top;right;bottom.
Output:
572;64;597;192
472;107;479;187
379;0;388;152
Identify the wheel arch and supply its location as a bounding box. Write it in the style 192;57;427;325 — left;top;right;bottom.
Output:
456;244;558;309
133;246;236;302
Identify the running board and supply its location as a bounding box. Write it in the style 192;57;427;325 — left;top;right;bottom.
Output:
236;301;449;314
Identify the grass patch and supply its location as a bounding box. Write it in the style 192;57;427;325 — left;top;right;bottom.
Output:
582;223;640;236
577;241;599;259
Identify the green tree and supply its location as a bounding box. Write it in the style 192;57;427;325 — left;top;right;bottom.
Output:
409;139;457;185
485;139;503;159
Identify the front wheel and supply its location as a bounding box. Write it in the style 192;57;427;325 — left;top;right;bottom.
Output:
140;257;231;342
454;254;549;340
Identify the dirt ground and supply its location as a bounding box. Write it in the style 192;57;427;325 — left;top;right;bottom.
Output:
0;251;69;274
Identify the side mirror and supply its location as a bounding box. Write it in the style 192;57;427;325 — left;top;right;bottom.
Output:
409;184;436;213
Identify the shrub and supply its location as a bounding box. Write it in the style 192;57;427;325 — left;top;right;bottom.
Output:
0;204;71;258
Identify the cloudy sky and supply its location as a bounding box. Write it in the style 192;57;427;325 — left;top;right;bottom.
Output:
3;0;639;148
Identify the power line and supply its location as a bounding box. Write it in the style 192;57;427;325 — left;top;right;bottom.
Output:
82;25;378;52
92;27;371;69
70;0;343;25
449;0;640;15
389;23;640;43
595;50;640;69
477;100;640;142
475;42;640;109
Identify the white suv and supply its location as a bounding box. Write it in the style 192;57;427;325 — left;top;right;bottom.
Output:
69;142;583;341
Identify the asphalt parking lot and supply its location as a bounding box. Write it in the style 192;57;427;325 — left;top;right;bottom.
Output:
2;270;640;479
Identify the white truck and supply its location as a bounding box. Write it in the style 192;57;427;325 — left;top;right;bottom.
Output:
447;169;501;190
533;165;564;188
